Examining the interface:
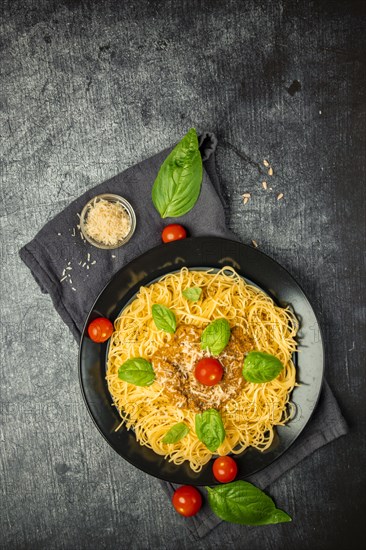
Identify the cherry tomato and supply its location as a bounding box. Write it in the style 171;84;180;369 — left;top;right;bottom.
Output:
194;358;224;386
172;485;202;517
212;456;238;483
87;317;114;343
162;224;187;243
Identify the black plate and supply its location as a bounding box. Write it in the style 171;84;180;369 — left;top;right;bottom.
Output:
79;237;324;485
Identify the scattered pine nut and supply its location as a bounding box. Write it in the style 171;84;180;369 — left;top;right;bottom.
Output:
243;197;250;205
242;193;251;199
262;181;267;190
268;167;273;176
277;193;284;201
263;159;269;167
252;240;258;248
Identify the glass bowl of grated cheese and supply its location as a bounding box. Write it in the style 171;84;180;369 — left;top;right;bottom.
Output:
80;194;136;249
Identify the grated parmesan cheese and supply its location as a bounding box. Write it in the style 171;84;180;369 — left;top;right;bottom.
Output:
83;199;131;246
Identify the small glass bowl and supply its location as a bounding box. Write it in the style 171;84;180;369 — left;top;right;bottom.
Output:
79;193;136;250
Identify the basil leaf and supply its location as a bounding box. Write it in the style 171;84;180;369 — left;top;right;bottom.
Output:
201;318;231;356
162;422;190;444
151;128;203;218
206;481;292;526
118;358;155;386
152;304;176;333
195;409;225;452
243;351;284;383
182;287;202;302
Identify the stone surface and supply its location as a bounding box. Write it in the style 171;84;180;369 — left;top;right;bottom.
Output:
1;0;365;548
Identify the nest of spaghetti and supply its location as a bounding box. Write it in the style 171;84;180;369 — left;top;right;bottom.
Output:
107;267;298;472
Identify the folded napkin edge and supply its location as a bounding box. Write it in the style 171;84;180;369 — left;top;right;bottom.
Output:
19;244;80;339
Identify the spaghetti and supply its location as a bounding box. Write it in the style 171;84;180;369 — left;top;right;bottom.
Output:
106;267;298;472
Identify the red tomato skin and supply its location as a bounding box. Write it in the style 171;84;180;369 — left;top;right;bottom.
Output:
87;317;114;343
172;486;202;517
212;456;238;483
162;224;187;243
194;358;224;386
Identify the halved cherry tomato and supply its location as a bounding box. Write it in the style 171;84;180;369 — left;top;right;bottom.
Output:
87;317;113;343
172;485;202;517
212;456;238;483
162;224;187;243
194;358;224;386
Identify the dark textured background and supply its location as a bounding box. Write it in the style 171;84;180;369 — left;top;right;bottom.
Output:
1;0;365;548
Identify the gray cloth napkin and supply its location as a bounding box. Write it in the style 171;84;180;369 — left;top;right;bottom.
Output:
19;133;348;540
20;133;229;339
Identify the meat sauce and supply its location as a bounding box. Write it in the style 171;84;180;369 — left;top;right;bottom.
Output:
151;324;254;412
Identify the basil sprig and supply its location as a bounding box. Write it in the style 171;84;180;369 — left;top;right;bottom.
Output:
201;318;231;356
118;358;155;387
151;128;203;218
243;351;284;383
182;287;202;302
152;304;176;334
162;422;190;444
195;409;226;452
206;481;291;525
